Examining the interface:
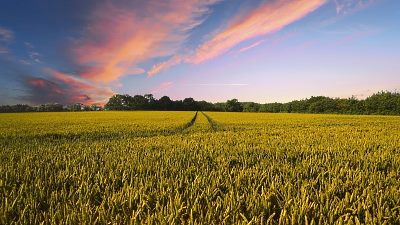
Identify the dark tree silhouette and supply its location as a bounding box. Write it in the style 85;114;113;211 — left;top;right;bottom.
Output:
2;91;400;115
225;99;243;112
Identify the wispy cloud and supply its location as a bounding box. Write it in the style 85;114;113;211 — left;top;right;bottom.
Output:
149;0;326;76
238;39;266;54
22;69;114;105
333;0;377;15
29;52;41;63
74;0;219;83
19;59;32;65
148;56;183;77
13;1;220;104
190;0;325;63
22;42;42;63
4;0;382;105
0;26;14;43
0;26;14;54
24;42;34;49
192;83;249;86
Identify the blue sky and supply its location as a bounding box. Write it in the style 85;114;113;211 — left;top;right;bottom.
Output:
0;0;399;105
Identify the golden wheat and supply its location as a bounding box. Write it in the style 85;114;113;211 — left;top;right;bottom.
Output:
1;111;399;224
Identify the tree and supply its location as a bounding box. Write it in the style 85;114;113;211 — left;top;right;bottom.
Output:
67;103;83;111
365;91;400;115
197;100;215;111
38;103;63;112
183;98;197;111
90;104;102;111
144;94;156;109
243;102;260;112
158;96;173;110
307;96;335;113
130;95;148;110
259;102;284;113
105;94;126;110
225;99;243;112
213;103;225;112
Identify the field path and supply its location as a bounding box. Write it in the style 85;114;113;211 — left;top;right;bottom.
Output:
177;111;198;132
3;111;220;142
201;112;222;131
181;111;209;133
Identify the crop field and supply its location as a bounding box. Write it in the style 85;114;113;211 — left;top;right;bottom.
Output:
1;111;400;224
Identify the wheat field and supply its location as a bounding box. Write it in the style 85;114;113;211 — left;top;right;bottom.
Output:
1;111;399;224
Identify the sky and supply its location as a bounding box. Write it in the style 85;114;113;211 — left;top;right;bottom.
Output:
0;0;399;105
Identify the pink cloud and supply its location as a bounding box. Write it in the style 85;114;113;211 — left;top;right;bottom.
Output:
48;69;97;91
24;1;218;104
148;56;183;77
26;78;65;101
25;69;115;105
74;0;218;83
28;79;48;88
189;0;326;64
48;69;114;104
238;39;266;53
149;0;326;75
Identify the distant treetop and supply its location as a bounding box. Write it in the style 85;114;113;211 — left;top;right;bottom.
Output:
1;91;400;115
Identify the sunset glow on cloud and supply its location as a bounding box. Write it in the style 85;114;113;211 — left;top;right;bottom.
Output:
149;0;325;76
0;0;399;104
23;69;114;105
74;0;218;83
190;0;326;64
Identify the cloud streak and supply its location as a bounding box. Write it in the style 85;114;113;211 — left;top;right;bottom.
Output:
22;69;114;105
333;0;377;15
149;0;326;76
0;26;14;43
8;0;379;105
9;1;219;104
74;0;219;83
238;39;266;54
0;26;14;54
190;0;326;63
148;56;183;77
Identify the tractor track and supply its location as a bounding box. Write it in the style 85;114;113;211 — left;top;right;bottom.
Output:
1;111;222;144
177;111;198;132
2;112;200;143
201;112;222;131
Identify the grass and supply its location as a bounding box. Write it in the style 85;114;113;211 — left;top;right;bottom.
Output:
1;111;399;224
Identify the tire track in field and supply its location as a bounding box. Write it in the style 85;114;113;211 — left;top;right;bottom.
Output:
2;112;200;143
176;111;198;132
201;112;223;131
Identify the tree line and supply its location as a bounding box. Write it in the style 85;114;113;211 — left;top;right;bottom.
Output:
256;91;400;115
104;94;217;111
1;91;400;115
105;92;400;115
